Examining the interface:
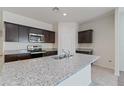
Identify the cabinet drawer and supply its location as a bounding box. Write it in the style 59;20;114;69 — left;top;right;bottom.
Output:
5;54;18;62
5;22;19;42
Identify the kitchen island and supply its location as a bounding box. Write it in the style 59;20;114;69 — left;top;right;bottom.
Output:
0;54;99;86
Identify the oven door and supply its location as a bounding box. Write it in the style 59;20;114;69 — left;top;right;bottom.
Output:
31;53;43;58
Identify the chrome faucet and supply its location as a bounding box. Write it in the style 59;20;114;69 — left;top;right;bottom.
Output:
62;49;71;57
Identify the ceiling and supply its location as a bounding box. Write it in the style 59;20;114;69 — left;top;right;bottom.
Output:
2;7;115;24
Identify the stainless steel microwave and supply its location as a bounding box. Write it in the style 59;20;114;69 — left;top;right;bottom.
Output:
29;33;44;43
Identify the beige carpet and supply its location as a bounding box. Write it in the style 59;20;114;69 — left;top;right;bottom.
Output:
91;65;117;86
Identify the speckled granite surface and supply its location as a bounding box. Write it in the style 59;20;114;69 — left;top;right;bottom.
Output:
0;54;99;86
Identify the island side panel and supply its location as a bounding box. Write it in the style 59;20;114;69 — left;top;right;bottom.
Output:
58;64;91;86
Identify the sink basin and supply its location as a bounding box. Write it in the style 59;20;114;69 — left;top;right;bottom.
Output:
52;54;73;60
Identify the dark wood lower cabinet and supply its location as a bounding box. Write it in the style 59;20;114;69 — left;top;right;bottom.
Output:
17;53;31;60
76;50;93;55
5;54;18;62
5;51;57;62
43;51;57;56
31;53;43;58
5;53;31;63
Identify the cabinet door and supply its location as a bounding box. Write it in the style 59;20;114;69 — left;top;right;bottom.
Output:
5;53;31;62
5;22;19;42
45;51;57;56
5;54;18;62
19;26;29;42
78;32;84;43
78;32;81;43
86;31;92;43
17;53;31;60
43;30;50;43
43;30;55;43
82;31;87;43
49;31;55;43
31;53;43;58
30;28;43;34
78;30;93;43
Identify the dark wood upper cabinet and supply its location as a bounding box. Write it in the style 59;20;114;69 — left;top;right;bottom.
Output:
19;26;30;42
49;31;55;43
78;29;93;43
5;22;55;43
43;30;55;43
30;28;43;34
5;22;19;42
43;30;50;43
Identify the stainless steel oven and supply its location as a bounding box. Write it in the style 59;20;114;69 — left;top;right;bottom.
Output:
29;33;44;43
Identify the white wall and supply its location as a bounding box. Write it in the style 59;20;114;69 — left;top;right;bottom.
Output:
4;42;55;50
79;14;115;69
3;11;56;50
58;22;78;55
0;9;4;72
118;8;124;71
0;10;3;55
53;23;58;49
115;8;119;76
3;11;53;31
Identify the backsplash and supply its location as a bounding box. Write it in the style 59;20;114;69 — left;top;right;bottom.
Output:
78;43;93;49
4;42;56;50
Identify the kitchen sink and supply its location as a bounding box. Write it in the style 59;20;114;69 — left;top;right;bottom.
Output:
52;54;73;60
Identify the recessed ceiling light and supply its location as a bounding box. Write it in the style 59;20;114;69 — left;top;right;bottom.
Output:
52;7;59;13
63;13;67;16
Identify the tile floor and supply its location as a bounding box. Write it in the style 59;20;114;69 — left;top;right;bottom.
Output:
91;65;118;86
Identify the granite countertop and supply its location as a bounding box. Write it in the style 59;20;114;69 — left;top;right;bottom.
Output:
0;54;99;86
4;48;57;55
